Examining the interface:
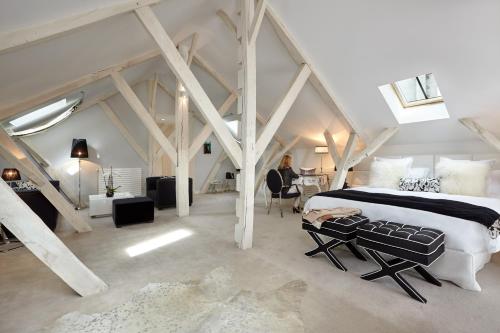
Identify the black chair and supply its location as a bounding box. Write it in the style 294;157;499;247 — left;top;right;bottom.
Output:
146;176;193;210
266;169;301;218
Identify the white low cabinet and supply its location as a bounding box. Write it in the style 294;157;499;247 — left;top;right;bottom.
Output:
88;192;134;217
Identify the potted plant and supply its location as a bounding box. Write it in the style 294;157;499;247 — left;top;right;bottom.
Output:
102;166;121;197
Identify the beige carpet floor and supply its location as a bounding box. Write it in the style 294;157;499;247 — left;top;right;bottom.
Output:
1;192;500;333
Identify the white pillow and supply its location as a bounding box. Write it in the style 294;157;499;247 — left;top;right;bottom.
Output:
486;170;500;198
407;167;430;178
368;157;413;189
435;157;493;196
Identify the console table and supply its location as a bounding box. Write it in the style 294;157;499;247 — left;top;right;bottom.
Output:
89;192;133;217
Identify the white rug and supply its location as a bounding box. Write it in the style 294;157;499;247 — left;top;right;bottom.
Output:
45;268;307;333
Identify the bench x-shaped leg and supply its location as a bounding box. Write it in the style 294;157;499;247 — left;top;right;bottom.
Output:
361;249;441;303
305;231;366;271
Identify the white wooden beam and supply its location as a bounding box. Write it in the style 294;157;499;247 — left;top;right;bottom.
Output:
346;127;398;169
216;10;238;39
187;33;199;67
0;0;160;55
200;152;228;193
459;118;500;152
0;180;107;296
249;0;267;45
98;101;148;163
111;71;177;164
235;0;257;250
0;49;161;120
135;6;242;169
175;45;190;217
0;130;92;232
264;5;362;136
331;132;358;190
323;129;341;166
189;93;237;160
147;75;159;176
255;64;311;161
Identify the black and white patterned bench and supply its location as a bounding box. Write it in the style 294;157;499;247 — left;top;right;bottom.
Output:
357;220;445;303
302;215;369;271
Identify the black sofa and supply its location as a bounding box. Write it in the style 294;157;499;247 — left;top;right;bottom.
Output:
146;176;193;209
3;181;59;238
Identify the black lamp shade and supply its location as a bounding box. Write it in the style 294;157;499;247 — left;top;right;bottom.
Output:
334;166;354;172
71;139;88;158
2;168;21;181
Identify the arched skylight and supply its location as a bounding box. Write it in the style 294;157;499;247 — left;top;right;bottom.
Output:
3;94;83;137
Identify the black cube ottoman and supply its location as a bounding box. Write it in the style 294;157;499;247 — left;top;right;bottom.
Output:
112;197;154;228
357;220;445;303
302;215;370;271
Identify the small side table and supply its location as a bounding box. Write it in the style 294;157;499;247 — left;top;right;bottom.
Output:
89;192;133;217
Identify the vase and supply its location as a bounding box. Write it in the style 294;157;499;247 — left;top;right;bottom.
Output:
106;189;114;198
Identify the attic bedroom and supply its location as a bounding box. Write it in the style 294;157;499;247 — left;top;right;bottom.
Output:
1;1;500;332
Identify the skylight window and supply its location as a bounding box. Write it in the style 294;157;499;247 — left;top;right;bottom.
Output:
3;94;83;137
379;73;449;124
392;73;443;108
10;99;67;127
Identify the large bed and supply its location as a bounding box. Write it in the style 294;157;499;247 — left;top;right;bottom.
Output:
304;186;500;291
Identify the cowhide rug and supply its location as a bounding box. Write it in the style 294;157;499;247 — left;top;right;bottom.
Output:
45;268;307;333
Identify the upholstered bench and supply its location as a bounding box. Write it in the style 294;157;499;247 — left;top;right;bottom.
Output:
357;220;445;303
112;197;154;228
302;215;369;271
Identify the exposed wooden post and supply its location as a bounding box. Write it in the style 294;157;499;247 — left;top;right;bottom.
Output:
148;74;159;176
99;101;148;163
200;152;228;194
459;118;500;152
0;180;107;296
0;130;92;232
175;44;190;217
234;0;257;250
346;127;398;169
189;93;238;160
134;6;242;169
330;132;358;190
111;71;177;164
254;64;311;161
254;141;281;193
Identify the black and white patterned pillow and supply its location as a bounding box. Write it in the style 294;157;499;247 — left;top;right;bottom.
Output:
12;180;38;192
399;178;440;193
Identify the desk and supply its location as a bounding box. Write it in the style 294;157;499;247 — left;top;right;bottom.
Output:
294;174;329;194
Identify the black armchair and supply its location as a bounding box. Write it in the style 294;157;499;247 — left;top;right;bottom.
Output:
146;176;193;210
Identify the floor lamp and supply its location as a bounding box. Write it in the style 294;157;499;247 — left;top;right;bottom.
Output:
71;138;88;210
314;146;329;173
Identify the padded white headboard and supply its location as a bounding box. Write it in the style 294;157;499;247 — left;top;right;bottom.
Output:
351;154;500;186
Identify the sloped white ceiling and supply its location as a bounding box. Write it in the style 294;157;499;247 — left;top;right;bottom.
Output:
269;0;500;144
1;0;500;148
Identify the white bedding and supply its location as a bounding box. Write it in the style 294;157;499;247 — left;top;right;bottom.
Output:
304;187;500;291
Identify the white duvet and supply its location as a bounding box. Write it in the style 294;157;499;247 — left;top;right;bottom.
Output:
304;187;500;291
